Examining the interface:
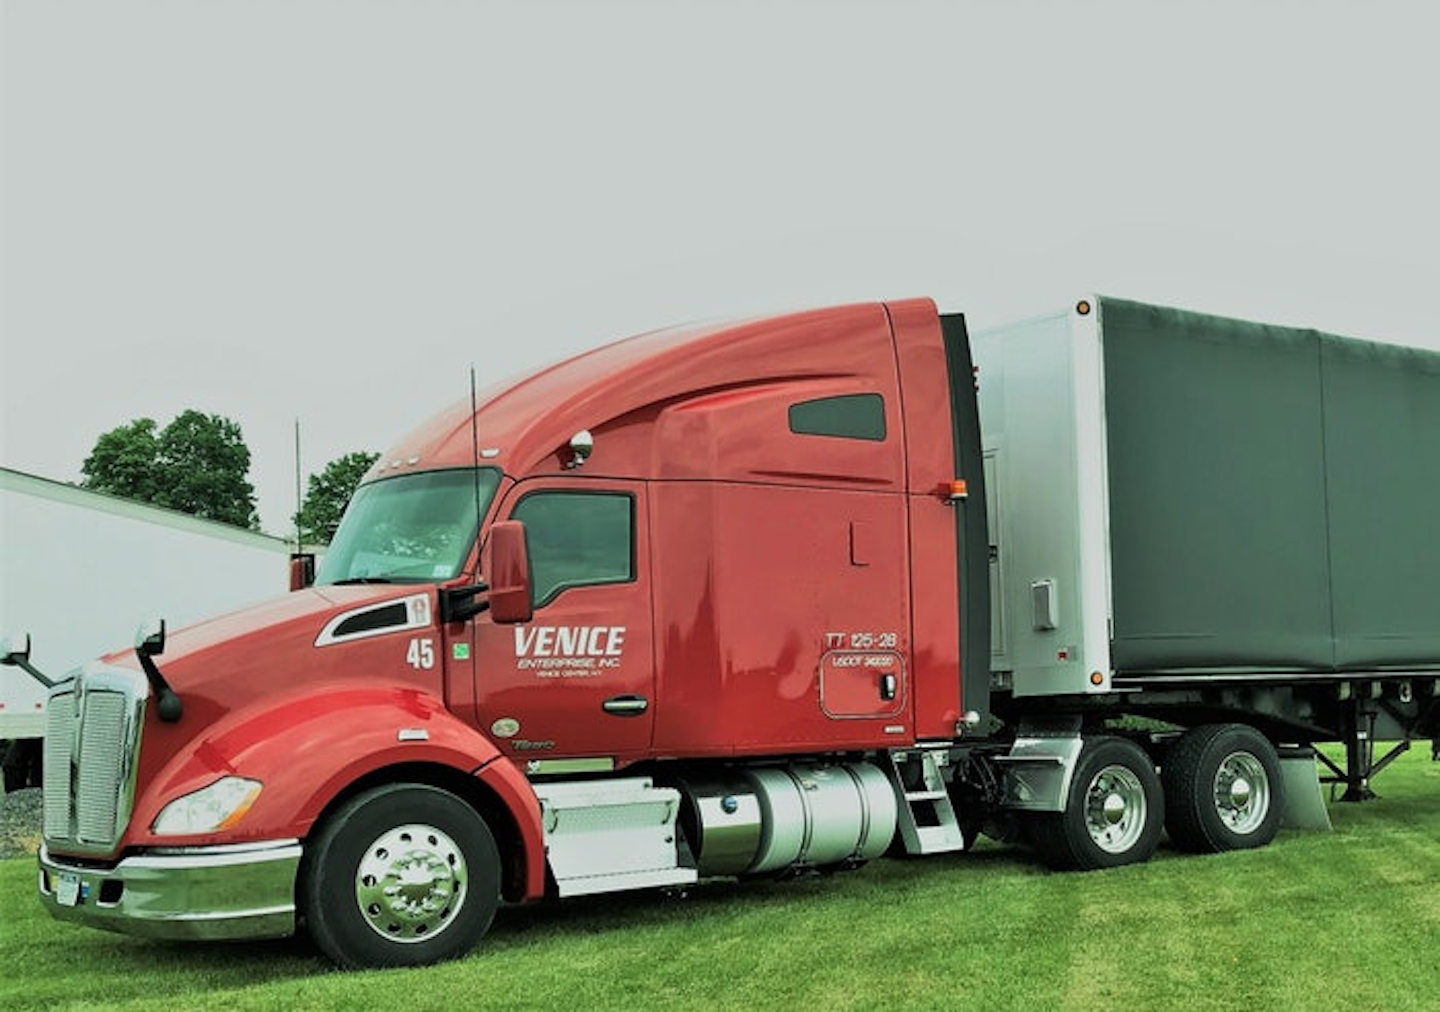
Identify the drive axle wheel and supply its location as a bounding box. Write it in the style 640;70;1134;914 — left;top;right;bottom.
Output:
1163;724;1283;853
302;783;501;969
1033;736;1164;871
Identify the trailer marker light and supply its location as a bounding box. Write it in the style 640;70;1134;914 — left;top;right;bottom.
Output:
1076;300;1092;316
1090;671;1106;686
945;480;969;502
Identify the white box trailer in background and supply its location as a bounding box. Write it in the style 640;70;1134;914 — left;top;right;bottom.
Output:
1;468;293;789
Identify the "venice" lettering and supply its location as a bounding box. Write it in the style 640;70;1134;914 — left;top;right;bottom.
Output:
514;626;626;659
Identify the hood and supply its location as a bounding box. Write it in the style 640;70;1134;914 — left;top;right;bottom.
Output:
101;584;443;721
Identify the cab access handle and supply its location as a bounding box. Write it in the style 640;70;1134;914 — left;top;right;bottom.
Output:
602;695;649;717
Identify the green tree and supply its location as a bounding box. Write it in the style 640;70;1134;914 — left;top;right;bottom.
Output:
80;418;162;503
294;451;380;544
81;411;260;530
154;411;260;528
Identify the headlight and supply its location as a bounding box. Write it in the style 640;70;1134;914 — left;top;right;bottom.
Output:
152;776;262;835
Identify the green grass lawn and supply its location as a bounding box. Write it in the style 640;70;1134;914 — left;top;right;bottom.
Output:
3;748;1437;1011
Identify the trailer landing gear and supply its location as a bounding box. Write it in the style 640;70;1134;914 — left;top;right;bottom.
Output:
1318;694;1434;802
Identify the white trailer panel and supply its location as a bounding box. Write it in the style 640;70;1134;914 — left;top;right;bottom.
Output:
1;468;291;737
971;300;1113;699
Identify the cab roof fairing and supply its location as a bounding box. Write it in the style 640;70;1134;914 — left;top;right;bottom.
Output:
367;301;917;482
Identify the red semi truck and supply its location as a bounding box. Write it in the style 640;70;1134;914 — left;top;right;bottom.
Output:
6;296;1438;968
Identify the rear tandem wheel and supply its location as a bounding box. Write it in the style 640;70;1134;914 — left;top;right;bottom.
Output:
1031;735;1165;871
1162;723;1284;853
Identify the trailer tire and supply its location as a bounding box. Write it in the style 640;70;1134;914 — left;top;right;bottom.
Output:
300;783;501;969
1162;723;1283;853
1;739;42;792
1032;736;1163;871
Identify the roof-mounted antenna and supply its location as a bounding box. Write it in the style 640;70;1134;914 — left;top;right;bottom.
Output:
293;417;303;549
439;367;492;625
470;364;484;576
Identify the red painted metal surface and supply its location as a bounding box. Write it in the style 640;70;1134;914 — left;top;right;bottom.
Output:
89;298;972;904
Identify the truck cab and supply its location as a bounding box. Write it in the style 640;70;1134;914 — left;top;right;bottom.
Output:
34;298;993;968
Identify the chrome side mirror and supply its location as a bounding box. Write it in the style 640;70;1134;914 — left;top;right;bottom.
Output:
135;618;167;657
1;631;58;689
1;631;31;666
565;429;594;469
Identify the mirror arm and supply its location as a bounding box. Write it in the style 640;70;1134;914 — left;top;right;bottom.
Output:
440;582;490;624
134;621;182;723
4;656;59;690
137;652;184;722
1;633;59;689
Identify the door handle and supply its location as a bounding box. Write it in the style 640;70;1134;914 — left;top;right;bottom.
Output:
602;695;649;717
880;673;897;701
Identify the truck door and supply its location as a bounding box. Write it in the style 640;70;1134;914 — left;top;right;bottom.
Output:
471;480;654;766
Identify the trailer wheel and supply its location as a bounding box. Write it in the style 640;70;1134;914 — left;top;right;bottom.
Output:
1162;724;1283;853
300;783;501;969
1032;736;1163;871
1;739;42;792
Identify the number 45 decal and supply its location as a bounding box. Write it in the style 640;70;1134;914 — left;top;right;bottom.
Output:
406;637;436;670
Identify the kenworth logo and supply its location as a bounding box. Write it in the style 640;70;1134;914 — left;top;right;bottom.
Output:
514;626;626;673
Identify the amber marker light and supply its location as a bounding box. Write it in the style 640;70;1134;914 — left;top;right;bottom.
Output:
1090;670;1106;686
1076;300;1092;316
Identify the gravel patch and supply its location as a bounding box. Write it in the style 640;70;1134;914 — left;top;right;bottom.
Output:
0;788;42;859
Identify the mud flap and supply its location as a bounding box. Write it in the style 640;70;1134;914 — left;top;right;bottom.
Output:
1278;746;1332;831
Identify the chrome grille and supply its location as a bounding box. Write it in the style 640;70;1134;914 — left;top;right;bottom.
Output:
42;691;75;839
42;663;147;854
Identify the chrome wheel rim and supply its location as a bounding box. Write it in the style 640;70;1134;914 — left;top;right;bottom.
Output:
1213;752;1270;835
1084;764;1148;854
355;823;467;943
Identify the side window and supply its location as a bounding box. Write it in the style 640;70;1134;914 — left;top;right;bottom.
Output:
789;393;886;441
511;491;634;606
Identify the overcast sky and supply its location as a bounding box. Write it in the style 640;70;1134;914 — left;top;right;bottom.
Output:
4;1;1437;535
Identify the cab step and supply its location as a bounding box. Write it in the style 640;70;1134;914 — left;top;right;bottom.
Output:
886;749;968;855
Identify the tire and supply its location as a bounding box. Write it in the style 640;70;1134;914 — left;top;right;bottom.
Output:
1032;736;1164;871
1162;723;1283;853
301;783;501;969
2;739;42;792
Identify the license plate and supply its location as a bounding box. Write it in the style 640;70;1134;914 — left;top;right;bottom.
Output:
56;872;82;907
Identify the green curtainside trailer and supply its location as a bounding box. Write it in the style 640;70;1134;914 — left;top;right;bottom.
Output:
973;297;1440;798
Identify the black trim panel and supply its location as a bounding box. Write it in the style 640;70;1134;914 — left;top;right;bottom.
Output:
940;312;992;731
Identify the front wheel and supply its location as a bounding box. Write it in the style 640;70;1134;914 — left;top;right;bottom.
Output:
1032;736;1164;871
1162;724;1283;853
300;783;501;969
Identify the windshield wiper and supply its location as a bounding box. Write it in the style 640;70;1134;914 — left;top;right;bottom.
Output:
331;576;396;585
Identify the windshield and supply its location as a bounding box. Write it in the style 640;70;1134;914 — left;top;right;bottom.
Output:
315;468;501;585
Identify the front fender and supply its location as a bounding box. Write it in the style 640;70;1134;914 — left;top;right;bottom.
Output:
130;685;543;880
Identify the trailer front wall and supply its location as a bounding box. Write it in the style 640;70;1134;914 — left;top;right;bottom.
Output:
0;469;291;680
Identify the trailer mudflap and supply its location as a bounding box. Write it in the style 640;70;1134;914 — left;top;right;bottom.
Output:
1277;746;1331;831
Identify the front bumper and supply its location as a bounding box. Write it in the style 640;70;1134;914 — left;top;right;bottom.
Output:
38;840;303;941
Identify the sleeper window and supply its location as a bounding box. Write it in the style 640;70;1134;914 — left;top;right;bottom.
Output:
789;393;886;441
